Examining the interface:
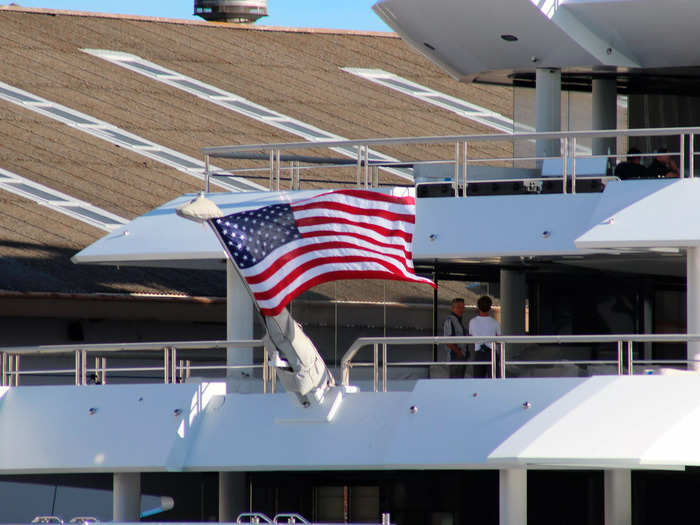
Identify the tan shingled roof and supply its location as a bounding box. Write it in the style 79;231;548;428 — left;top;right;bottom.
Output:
0;7;512;299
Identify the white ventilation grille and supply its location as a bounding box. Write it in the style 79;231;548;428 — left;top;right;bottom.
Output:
82;49;413;182
0;81;265;193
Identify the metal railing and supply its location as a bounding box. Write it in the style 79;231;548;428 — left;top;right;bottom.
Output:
340;334;700;391
236;512;393;525
0;339;276;390
3;334;699;392
202;126;699;193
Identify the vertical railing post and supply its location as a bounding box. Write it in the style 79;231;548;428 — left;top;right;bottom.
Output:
454;142;460;197
364;147;370;189
373;343;378;392
268;150;274;190
561;137;568;194
571;137;577;194
462;140;468;197
1;352;5;386
164;347;169;384
627;341;634;376
6;355;12;387
171;348;177;383
101;357;107;384
491;345;496;379
690;133;695;178
263;345;269;394
356;145;363;187
275;150;281;191
81;349;87;386
500;342;507;379
680;134;686;179
13;355;19;386
75;350;81;386
204;154;211;193
617;340;623;375
382;343;388;393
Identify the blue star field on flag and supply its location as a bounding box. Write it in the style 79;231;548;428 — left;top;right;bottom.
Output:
212;203;302;269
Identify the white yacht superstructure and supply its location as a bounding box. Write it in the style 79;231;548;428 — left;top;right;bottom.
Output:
3;2;700;525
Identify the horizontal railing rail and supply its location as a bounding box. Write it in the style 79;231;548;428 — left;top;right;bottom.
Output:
3;334;699;392
0;339;273;390
202;126;699;193
340;334;700;391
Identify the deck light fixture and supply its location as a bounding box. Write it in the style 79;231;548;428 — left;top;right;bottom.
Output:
501;34;518;42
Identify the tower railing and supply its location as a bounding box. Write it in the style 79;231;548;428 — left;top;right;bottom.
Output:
201;126;699;193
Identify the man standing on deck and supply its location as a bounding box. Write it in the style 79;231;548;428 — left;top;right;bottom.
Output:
468;296;501;378
442;298;468;378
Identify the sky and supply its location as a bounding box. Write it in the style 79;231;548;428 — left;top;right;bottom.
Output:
13;0;393;31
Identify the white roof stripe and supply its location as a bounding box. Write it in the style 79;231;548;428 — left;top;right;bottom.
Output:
0;80;264;193
342;67;593;155
81;49;413;182
0;167;128;231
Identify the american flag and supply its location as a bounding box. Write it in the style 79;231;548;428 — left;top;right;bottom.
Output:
209;189;435;316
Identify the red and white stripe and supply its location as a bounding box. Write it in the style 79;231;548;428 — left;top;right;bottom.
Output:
240;189;434;316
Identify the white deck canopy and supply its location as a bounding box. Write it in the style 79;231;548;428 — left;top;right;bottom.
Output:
73;178;691;272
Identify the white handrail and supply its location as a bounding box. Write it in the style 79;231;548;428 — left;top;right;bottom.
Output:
340;334;700;388
203;126;700;154
4;334;700;390
0;339;267;388
203;126;698;193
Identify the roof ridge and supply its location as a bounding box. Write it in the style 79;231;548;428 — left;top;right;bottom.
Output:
0;5;398;38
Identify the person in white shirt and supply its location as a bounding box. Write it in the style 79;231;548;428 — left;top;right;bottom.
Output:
468;295;501;378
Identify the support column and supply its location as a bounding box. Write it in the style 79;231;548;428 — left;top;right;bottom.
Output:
604;469;631;525
500;270;527;336
536;68;562;161
113;472;140;522
642;294;653;363
592;77;618;157
227;260;254;388
500;270;527;377
219;472;248;522
500;469;526;525
687;247;700;370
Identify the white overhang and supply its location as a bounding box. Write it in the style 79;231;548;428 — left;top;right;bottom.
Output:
3;376;700;473
72;190;329;270
488;374;700;469
575;178;700;250
373;0;700;81
72;179;691;271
